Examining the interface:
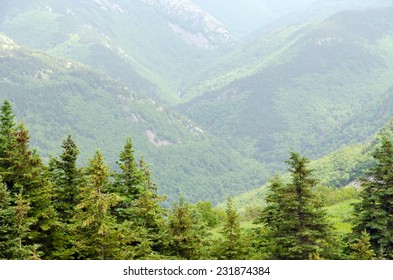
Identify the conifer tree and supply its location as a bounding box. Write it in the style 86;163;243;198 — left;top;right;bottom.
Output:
0;184;41;260
0;103;59;259
0;100;17;192
110;137;143;223
0;179;19;259
217;197;244;259
352;135;393;259
117;137;143;194
73;151;121;259
14;188;41;259
130;158;166;258
350;231;375;260
49;135;81;220
0;100;15;154
167;196;202;259
48;135;82;259
260;152;335;259
9;124;59;259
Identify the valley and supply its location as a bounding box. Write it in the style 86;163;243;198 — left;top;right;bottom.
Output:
1;0;393;206
1;0;393;261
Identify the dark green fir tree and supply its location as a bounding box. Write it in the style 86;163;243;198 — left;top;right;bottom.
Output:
48;134;82;259
260;152;336;259
130;158;166;259
0;178;19;259
110;137;144;223
72;151;121;259
167;196;202;259
352;135;393;259
217;197;245;259
0;102;59;259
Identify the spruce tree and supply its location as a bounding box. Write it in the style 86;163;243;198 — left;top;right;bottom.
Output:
167;196;202;259
350;231;375;260
117;137;143;194
110;137;143;223
9;124;59;259
48;135;82;259
260;152;335;259
14;188;40;259
0;100;15;154
49;135;81;220
73;151;121;259
352;135;393;259
0;100;17;192
0;184;41;260
0;179;19;259
130;158;166;259
0;103;59;259
217;197;244;259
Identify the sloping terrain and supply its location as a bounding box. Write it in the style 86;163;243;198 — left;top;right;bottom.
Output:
180;7;393;165
0;0;236;103
231;117;393;211
0;34;268;204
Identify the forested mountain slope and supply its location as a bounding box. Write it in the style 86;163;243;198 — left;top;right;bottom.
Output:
180;7;393;165
231;117;393;210
0;35;267;204
0;0;235;104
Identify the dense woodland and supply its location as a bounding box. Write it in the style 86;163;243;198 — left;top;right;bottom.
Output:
1;100;392;260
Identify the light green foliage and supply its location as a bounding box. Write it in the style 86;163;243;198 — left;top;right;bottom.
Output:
350;230;375;260
325;198;359;236
310;145;368;187
232;143;368;210
191;201;223;228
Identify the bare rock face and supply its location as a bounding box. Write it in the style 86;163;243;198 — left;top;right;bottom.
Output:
140;0;238;48
0;34;19;50
93;0;124;13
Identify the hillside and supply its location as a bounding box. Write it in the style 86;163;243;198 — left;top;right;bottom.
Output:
0;0;235;104
231;117;393;211
180;7;393;166
0;34;268;205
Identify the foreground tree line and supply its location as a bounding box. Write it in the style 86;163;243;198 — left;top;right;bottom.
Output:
0;100;392;260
